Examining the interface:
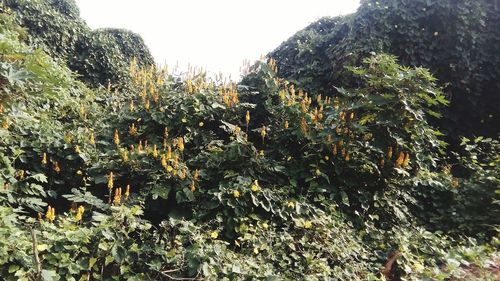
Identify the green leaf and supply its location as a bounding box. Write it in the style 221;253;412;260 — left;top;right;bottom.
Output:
31;173;48;183
105;255;114;266
41;270;58;281
8;264;20;273
89;257;97;269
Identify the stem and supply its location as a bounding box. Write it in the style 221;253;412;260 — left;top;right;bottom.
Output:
30;227;42;280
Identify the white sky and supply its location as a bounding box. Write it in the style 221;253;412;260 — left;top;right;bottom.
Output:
75;0;360;80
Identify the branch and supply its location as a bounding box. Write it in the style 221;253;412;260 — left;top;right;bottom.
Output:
30;227;42;280
155;268;199;281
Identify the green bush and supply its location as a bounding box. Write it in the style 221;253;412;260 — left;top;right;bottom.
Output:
269;0;500;141
0;4;498;280
3;0;155;87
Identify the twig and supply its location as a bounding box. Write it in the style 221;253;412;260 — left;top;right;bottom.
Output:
161;267;183;273
155;268;199;281
30;227;42;279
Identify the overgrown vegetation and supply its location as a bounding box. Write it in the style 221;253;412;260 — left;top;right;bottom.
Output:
2;0;154;87
0;1;498;280
269;0;500;142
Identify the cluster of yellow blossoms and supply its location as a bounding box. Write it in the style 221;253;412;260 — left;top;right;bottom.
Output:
382;146;411;168
45;206;56;223
107;172;131;204
219;84;239;108
74;205;85;222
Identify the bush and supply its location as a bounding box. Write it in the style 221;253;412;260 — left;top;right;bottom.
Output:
3;0;155;87
0;6;498;280
269;0;500;141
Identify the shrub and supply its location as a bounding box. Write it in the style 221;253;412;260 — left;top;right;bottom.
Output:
3;0;155;87
269;0;500;141
0;6;498;280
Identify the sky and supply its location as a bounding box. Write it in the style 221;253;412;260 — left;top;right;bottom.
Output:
75;0;360;79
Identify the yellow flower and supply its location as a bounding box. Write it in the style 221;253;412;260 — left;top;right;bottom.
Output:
42;153;47;165
260;126;267;139
129;100;135;112
138;140;143;152
278;90;286;101
199;122;204;127
173;155;179;168
210;231;218;239
16;170;25;180
324;155;329;161
261;222;269;229
161;154;167;168
233;190;240;198
75;205;85;222
395;152;405;168
178;137;185;152
166;165;173;173
180;168;187;180
79;104;86;118
253;247;259;254
166;145;172;159
259;150;264;156
125;184;130;200
53;161;61;173
303;221;312;229
113;187;122;205
45;206;56;223
190;180;196;192
315;168;321;176
287;201;295;209
120;148;129;162
181;118;187;123
251;180;260;192
387;146;393;159
129;123;137;136
75;145;81;154
107;172;114;190
64;133;73;144
245;111;250;125
402;153;410;167
152;144;158;159
113;129;120;146
89;132;95;145
2;118;10;129
284;120;289;129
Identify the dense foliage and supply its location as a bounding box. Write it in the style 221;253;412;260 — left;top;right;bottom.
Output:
2;0;155;87
0;2;498;280
269;0;500;141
